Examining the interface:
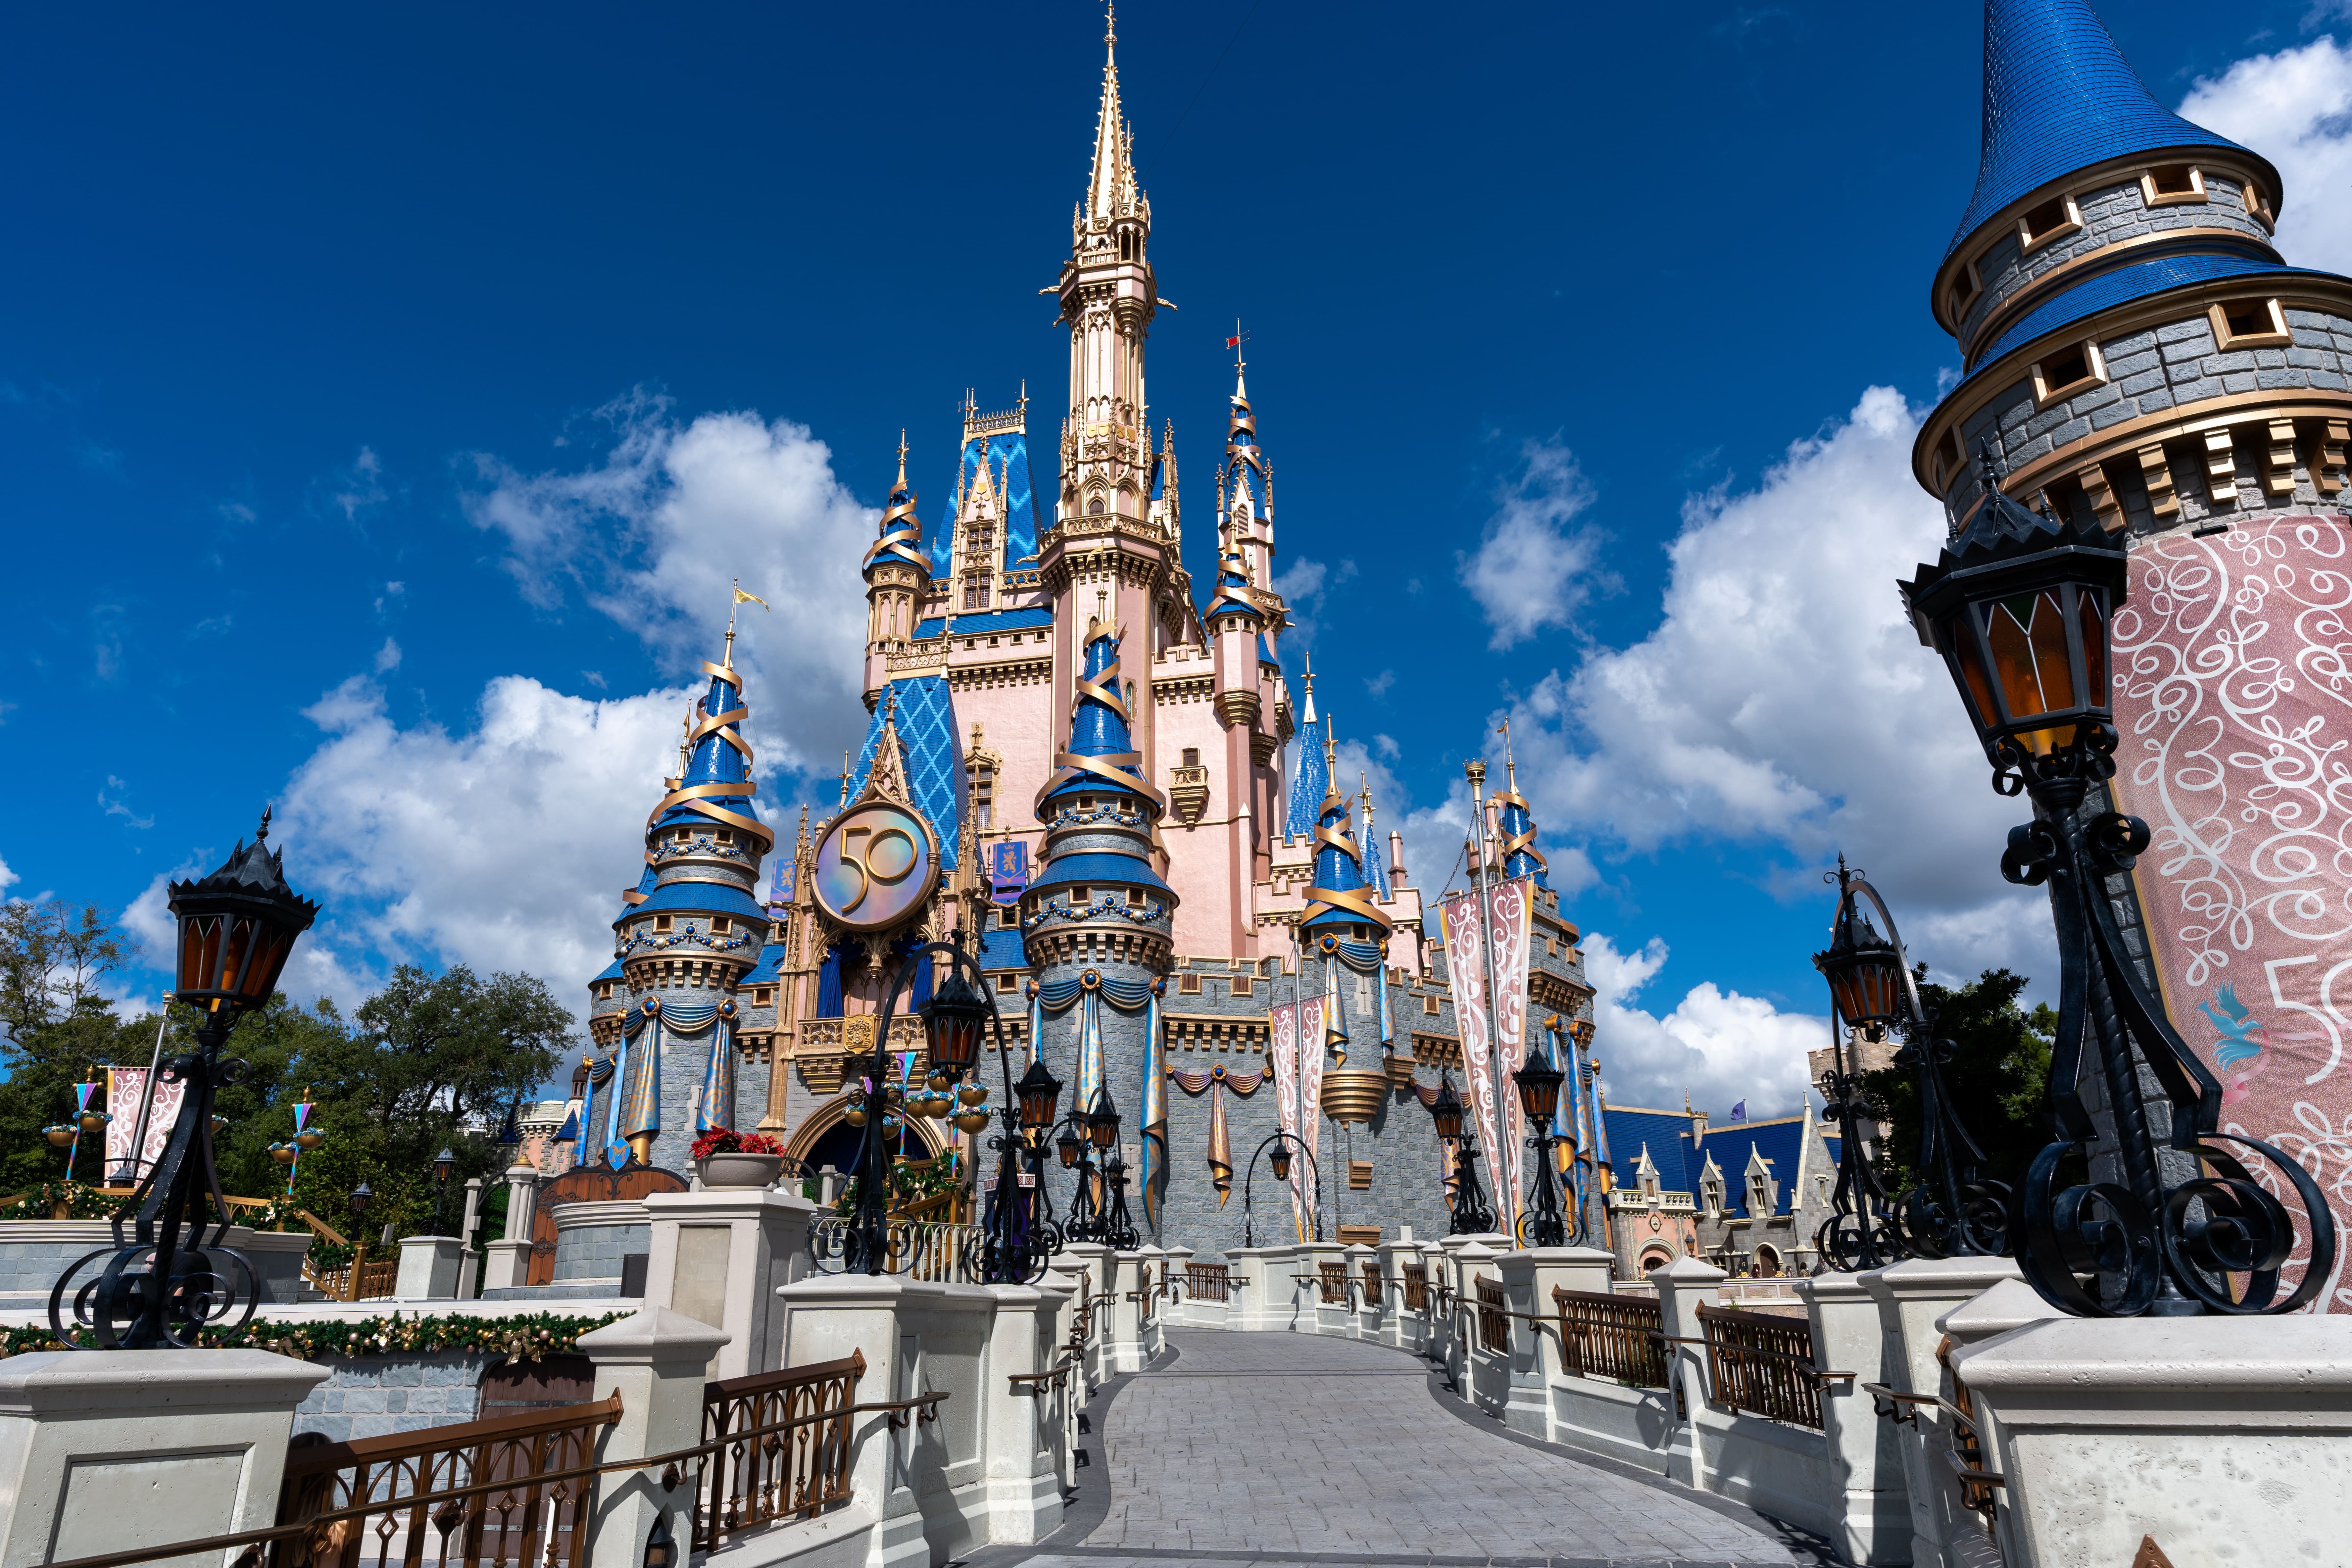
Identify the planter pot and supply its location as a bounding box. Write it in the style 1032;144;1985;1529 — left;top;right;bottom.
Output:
1318;1070;1390;1126
697;1152;783;1189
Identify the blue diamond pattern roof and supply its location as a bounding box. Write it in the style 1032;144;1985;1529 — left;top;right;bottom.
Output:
1963;254;2312;386
1285;733;1327;839
1947;0;2271;262
850;674;966;872
933;429;1041;574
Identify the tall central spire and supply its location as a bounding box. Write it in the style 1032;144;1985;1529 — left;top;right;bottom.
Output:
1056;0;1157;527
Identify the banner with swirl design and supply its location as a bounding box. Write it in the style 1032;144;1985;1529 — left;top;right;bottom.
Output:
2109;514;2352;1311
1268;1001;1309;1240
1440;890;1502;1232
1486;877;1535;1231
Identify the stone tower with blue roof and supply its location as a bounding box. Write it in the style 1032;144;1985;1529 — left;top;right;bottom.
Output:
578;611;772;1174
1916;0;2350;532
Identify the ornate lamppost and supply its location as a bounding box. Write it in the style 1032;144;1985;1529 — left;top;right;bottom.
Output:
430;1147;457;1234
1424;1070;1494;1236
1899;452;2336;1315
840;930;1051;1282
1512;1040;1568;1248
1242;1131;1322;1248
1809;861;1914;1271
1084;1088;1139;1252
991;1056;1065;1273
51;811;317;1349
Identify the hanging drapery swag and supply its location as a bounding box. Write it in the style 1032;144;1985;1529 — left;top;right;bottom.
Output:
610;997;737;1164
1171;1063;1266;1208
1333;937;1393;1050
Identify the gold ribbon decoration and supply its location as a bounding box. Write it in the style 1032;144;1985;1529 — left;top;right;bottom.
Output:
1492;784;1549;876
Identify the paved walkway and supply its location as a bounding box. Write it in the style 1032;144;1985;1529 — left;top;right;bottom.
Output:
983;1329;1820;1568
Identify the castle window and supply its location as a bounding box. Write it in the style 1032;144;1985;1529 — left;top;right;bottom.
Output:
1181;747;1199;767
1230;974;1254;997
1930;425;1968;491
715;829;733;844
2244;180;2276;229
969;758;995;830
1942;255;1983;324
655;915;674;933
1179;972;1202;994
712;917;731;935
2017;192;2083;252
1088;496;1106;516
2211;298;2291;351
2140;164;2206;207
1127;887;1145;907
1422;993;1440;1015
1069;887;1088;903
996;903;1017;928
964;578;989;610
2029;340;2107;409
754;987;774;1006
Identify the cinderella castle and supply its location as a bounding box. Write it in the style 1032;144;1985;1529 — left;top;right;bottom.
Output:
564;9;1613;1261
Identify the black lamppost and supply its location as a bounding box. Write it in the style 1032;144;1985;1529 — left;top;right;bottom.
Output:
1809;861;1916;1272
1513;1041;1567;1248
1900;450;2336;1316
50;811;317;1349
1241;1131;1322;1247
1084;1088;1139;1251
430;1147;457;1234
842;930;1051;1282
1424;1071;1494;1236
996;1056;1064;1269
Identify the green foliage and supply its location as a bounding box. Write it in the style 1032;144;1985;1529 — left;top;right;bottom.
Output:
1860;967;2056;1195
0;1309;626;1363
0;1180;133;1220
0;909;578;1235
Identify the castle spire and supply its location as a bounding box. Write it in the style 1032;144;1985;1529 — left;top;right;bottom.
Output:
1493;718;1549;887
1301;716;1390;937
1283;654;1326;840
1086;0;1137;225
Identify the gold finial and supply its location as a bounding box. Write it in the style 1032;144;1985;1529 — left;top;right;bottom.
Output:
1361;771;1374;821
1105;0;1116;48
839;750;851;807
1230;318;1248;377
1323;715;1337;770
1500;718;1516;791
895;429;909;489
1302;650;1314;693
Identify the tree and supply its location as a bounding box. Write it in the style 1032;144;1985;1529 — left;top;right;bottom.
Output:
1861;967;2055;1199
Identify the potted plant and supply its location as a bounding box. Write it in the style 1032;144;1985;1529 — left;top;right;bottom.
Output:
691;1128;785;1189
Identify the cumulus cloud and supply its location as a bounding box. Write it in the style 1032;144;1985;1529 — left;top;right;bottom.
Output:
1487;388;2052;987
1272;556;1356;652
374;637;402;674
1584;933;1825;1119
1457;437;1614;649
2180;37;2352;276
462;391;877;776
0;854;16;893
233;670;709;1014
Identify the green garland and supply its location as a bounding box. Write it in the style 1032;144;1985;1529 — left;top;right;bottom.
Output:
0;1309;628;1364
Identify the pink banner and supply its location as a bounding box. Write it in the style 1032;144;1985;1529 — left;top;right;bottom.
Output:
1487;877;1536;1230
1440;890;1503;1232
103;1066;183;1183
1267;1000;1308;1240
2110;514;2352;1311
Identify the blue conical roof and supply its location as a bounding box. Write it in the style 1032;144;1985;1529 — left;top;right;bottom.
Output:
1497;791;1549;890
1302;782;1378;935
1040;627;1153;811
654;667;762;835
1946;0;2274;261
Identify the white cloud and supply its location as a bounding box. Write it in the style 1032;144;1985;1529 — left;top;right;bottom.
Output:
1273;556;1356;652
2180;37;2352;276
0;854;16;893
97;776;154;830
1457;437;1613;649
242;671;707;1015
1584;933;1825;1119
374;637;402;674
1488;388;2051;988
463;391;878;775
330;446;390;525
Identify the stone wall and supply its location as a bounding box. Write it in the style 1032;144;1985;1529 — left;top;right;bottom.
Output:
291;1351;496;1441
0;1223;310;1306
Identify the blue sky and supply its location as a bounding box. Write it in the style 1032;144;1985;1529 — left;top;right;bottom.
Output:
4;1;2347;1113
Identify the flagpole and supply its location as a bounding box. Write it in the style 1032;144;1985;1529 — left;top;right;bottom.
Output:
121;1000;169;1185
1465;760;1509;1239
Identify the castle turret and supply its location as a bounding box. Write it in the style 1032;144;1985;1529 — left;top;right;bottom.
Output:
1916;0;2346;531
586;609;771;1170
863;435;931;701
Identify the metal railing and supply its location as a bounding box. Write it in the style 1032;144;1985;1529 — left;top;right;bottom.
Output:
1360;1260;1381;1309
1183;1262;1230;1302
1401;1262;1428;1313
1866;1383;2005;1522
1696;1304;1829;1430
1473;1276;1510;1354
1316;1260;1347;1305
808;1216;985;1281
697;1352;863;1550
1551;1285;1667;1387
306;1255;398;1302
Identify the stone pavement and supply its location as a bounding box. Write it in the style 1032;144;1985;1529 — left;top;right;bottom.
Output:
969;1328;1827;1568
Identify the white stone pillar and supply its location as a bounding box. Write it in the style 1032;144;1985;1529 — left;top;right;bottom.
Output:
1935;1278;2060;1568
1223;1246;1278;1331
456;1176;486;1299
980;1281;1069;1545
0;1349;329;1568
1650;1253;1724;1491
1057;1242;1114;1380
640;1186;821;1381
1862;1255;2022;1568
482;1161;541;1292
1098;1250;1147;1373
1454;1239;1509;1412
1796;1268;1912;1567
393;1235;463;1301
1493;1246;1616;1439
1375;1237;1418;1351
1160;1244;1195;1325
1343;1243;1381;1338
575;1308;732;1568
1955;1313;2352;1567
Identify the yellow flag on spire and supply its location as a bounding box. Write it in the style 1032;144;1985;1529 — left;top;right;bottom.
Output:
734;586;770;609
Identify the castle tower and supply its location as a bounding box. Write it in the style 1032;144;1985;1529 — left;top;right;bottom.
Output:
1908;1;2352;1308
1020;618;1177;1230
1056;6;1156;527
1915;0;2339;529
863;435;932;703
582;613;772;1172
